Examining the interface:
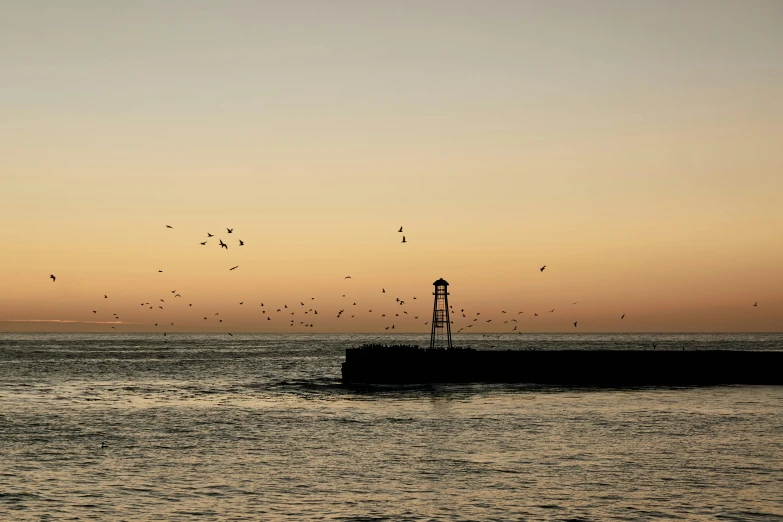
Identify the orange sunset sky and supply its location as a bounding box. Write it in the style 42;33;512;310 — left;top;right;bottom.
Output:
1;1;782;333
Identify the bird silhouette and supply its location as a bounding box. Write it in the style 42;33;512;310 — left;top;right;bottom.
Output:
227;228;233;233
50;274;55;282
549;309;555;313
104;295;108;299
166;225;173;229
200;241;207;245
398;226;403;233
219;239;228;249
401;236;406;243
573;321;578;327
382;288;385;293
621;314;625;319
158;270;163;273
239;240;244;246
92;310;96;314
753;302;758;307
540;265;546;272
345;276;351;279
230;266;239;271
207;233;213;237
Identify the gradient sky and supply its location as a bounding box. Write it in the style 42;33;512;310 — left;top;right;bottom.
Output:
2;0;782;332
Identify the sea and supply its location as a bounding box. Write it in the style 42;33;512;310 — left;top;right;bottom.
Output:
1;333;781;521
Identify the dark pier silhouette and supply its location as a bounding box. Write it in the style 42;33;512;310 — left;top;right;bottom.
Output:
342;278;783;386
341;345;783;385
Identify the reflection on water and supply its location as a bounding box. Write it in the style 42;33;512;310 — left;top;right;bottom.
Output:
1;333;782;520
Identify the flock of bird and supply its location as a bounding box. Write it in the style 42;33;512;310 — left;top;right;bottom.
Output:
46;225;759;335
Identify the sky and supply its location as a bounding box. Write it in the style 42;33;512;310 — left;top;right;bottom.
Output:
1;0;782;333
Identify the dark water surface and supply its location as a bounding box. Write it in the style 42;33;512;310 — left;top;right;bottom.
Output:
1;333;782;520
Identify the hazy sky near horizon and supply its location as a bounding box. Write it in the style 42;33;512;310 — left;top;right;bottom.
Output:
2;0;782;332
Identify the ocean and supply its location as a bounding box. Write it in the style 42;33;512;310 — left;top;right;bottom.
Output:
1;333;781;520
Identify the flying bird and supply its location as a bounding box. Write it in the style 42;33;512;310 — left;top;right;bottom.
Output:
200;241;207;245
239;240;244;246
104;295;108;299
230;266;239;271
158;270;163;273
398;226;403;233
219;240;228;249
621;314;625;319
540;265;546;272
753;302;758;307
401;236;406;243
207;233;213;237
166;225;173;229
227;228;233;233
573;321;578;327
345;276;351;279
50;274;55;282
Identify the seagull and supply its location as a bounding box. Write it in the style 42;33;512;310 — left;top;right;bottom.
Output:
573;321;578;327
401;236;406;243
239;240;244;246
93;311;97;314
227;228;233;233
345;276;351;279
398;226;403;233
200;241;207;245
382;288;385;293
753;302;758;307
227;333;233;336
101;441;107;448
158;270;163;273
230;266;239;271
572;302;578;305
175;294;181;298
549;309;555;313
621;314;625;319
239;302;243;305
540;265;546;272
207;233;213;237
50;274;55;282
104;295;108;299
166;225;173;229
219;239;228;249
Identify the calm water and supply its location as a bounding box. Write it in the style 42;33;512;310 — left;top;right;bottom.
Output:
1;333;782;521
